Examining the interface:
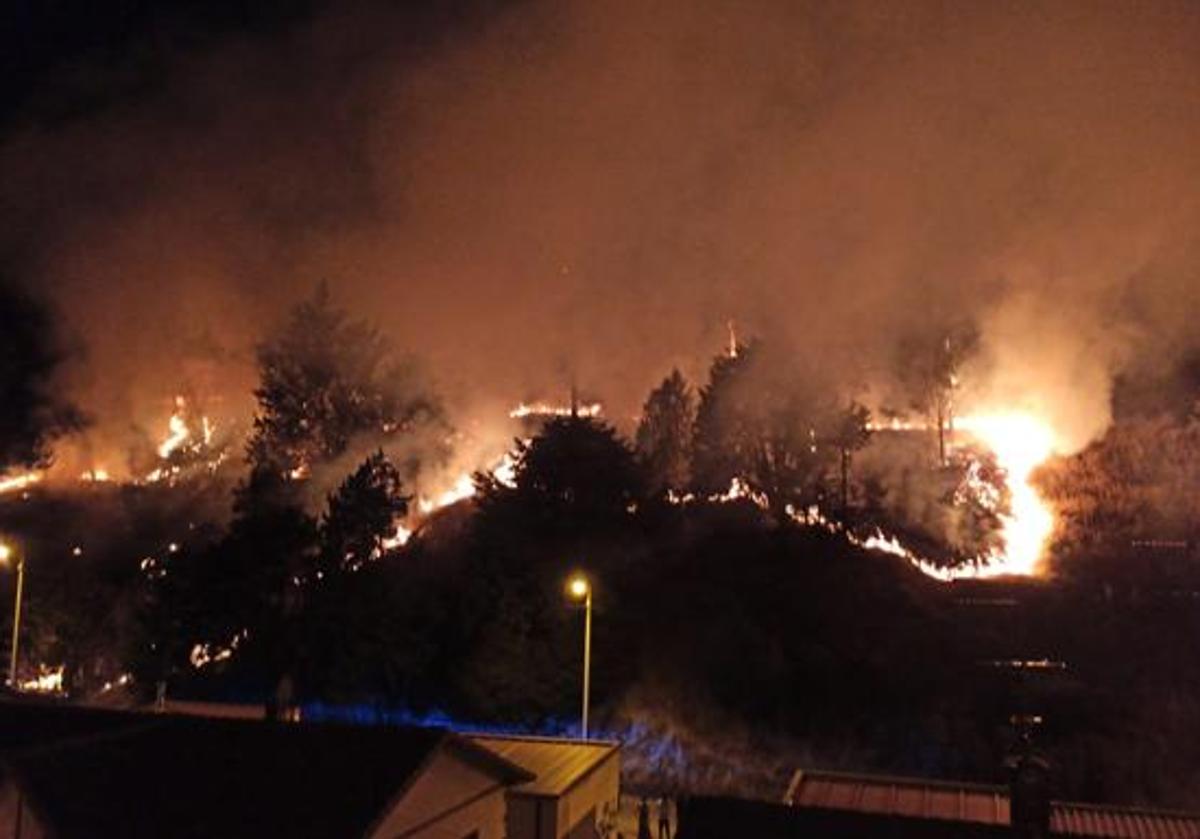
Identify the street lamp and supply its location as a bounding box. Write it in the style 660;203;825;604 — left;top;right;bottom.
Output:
567;573;592;740
0;543;22;688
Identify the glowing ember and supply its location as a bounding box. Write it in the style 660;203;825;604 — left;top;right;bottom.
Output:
158;396;191;458
17;664;65;694
146;395;222;484
418;472;476;514
0;471;41;495
491;451;518;487
716;476;769;509
99;673;133;694
415;449;521;516
381;524;413;550
957;412;1056;577
80;468;111;482
509;401;602;419
189;630;248;669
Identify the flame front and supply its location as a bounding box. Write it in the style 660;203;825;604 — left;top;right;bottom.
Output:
0;471;41;495
956;412;1056;576
509;401;602;419
157;396;191;459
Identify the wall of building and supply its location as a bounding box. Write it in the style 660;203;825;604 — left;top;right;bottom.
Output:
505;750;621;839
368;747;509;839
554;751;620;839
506;796;556;839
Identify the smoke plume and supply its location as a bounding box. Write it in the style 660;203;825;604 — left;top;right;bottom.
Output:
3;0;1200;471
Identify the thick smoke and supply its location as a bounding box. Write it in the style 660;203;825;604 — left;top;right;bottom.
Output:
3;0;1200;472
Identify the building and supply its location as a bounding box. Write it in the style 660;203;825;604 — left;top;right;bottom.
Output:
676;767;1200;838
468;734;621;839
0;701;534;838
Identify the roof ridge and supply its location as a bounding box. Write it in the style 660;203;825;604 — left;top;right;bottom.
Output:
466;732;620;748
792;766;1200;822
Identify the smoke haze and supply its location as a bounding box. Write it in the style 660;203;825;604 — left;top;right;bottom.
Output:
3;0;1200;470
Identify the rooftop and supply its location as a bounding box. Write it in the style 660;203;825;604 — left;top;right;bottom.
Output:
0;701;529;839
468;733;618;797
787;768;1200;839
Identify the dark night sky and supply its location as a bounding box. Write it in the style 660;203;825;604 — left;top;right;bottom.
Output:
0;1;506;125
1;1;307;122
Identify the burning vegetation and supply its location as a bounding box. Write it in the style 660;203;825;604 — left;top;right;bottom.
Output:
6;0;1200;812
0;285;1073;706
2;272;1200;807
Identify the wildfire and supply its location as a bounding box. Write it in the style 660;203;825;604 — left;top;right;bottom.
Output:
190;630;248;669
17;664;65;695
0;471;41;495
956;412;1056;577
509;401;602;419
381;524;413;550
418;472;476;514
141;395;225;484
414;449;520;516
662;408;1059;580
158;396;191;458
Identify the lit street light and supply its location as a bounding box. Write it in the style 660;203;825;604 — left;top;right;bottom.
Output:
0;542;22;688
567;573;592;740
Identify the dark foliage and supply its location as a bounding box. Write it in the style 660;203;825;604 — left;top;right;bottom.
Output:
692;342;850;520
476;414;642;537
247;283;444;476
0;279;84;470
636;370;696;497
319;451;409;574
893;323;979;463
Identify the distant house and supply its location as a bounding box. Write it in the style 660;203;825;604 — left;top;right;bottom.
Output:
677;766;1200;839
468;734;621;839
0;702;533;839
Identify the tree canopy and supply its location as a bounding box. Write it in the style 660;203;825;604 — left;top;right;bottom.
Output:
247;283;444;477
635;369;695;497
692;342;849;519
320;450;409;573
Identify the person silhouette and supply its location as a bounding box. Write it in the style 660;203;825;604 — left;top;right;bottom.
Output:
637;797;651;839
658;796;671;838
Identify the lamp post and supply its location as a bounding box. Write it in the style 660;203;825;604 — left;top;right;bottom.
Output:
567;574;592;740
0;543;22;689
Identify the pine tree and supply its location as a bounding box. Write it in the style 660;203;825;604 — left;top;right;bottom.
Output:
635;370;696;496
247;283;443;477
691;341;837;518
828;401;873;516
320;451;409;573
894;323;978;464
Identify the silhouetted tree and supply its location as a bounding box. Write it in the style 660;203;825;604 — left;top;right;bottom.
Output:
247;283;444;477
895;323;978;464
222;470;319;714
319;451;409;574
458;570;576;723
477;415;641;536
828;401;873;516
692;342;838;519
691;344;756;496
0;278;83;470
636;370;695;497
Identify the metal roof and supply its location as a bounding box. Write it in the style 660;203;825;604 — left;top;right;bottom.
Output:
787;769;1200;839
468;734;619;797
0;701;529;839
